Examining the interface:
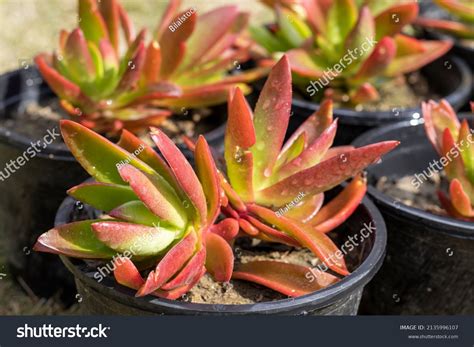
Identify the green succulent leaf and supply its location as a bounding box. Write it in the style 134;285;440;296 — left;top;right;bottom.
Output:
91;221;176;257
34;220;116;259
67;182;138;212
326;0;357;50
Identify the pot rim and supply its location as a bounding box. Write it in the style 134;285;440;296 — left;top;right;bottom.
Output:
352;119;474;239
0;68;227;162
56;189;387;314
291;55;472;125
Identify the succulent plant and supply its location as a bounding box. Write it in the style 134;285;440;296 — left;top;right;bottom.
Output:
34;120;237;299
416;0;474;40
251;0;452;105
215;56;399;296
35;0;265;134
423;100;474;221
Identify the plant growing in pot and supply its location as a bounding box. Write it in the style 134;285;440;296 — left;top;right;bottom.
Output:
34;56;398;315
424;100;474;221
249;0;471;143
352;99;474;314
210;56;398;300
0;0;264;301
35;0;265;138
415;0;474;69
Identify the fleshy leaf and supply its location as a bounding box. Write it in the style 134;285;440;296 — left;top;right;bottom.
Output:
60;120;158;184
151;128;207;224
344;6;375;72
205;232;234;282
286;49;325;78
233;261;339;297
33;220;116;259
386;35;452;76
325;0;357;49
353;37;396;81
35;55;90;108
239;218;260;236
195;136;220;223
109;201;170;227
78;0;108;45
137;231;197;296
91;221;176;257
155;0;181;40
246;216;301;247
180;6;239;69
459;120;474;184
257;141;399;206
308;173;367;233
247;204;349;276
374;3;418;40
118;164;186;229
117;129;176;185
449;179;474;217
276;119;338;180
67;182;137;212
161;248;206;290
64;28;96;81
225;87;255;201
114;257;145;290
159;10;196;79
284;193;325;223
281;99;333;155
209;218;240;242
251;55;292;188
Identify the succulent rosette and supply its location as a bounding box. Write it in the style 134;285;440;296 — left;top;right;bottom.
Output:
251;0;452;104
34;120;236;299
35;0;265;133
217;56;399;296
423;100;474;221
416;0;474;41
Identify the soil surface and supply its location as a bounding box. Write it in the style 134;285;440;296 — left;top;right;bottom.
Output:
187;245;320;304
296;72;439;111
376;172;447;216
0;98;224;146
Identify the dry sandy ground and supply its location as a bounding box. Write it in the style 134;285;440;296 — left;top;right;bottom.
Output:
0;0;270;315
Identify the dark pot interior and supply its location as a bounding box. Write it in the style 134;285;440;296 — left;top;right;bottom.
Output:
55;184;387;316
352;118;474;314
291;55;472;145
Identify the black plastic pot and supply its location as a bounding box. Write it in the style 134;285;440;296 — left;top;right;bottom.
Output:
291;55;472;145
0;68;87;303
55;185;387;315
352;117;474;314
